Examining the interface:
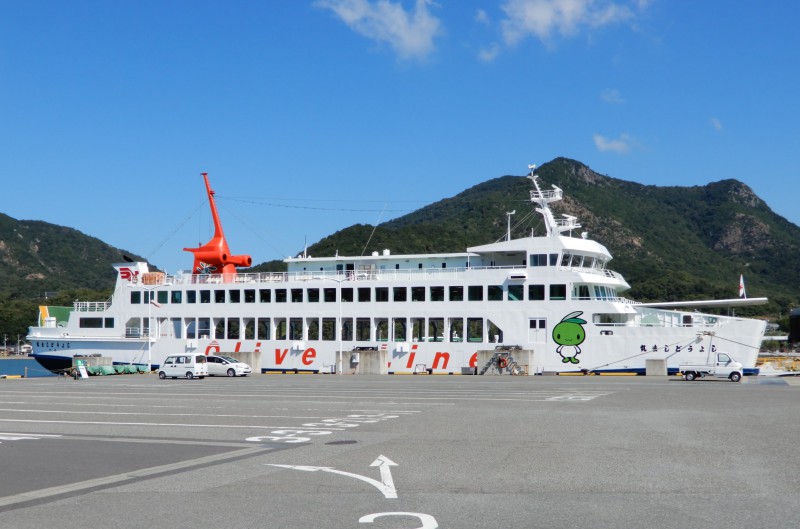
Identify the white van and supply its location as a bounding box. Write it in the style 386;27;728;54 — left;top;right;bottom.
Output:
158;354;208;380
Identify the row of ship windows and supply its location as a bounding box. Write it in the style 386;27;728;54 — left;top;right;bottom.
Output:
118;316;532;343
131;284;617;305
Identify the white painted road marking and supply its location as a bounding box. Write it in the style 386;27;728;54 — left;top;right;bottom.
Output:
268;454;400;499
359;512;438;528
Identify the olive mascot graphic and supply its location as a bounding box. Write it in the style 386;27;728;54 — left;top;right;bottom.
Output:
553;311;587;364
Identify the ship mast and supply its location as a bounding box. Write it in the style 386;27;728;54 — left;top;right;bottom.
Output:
183;173;252;275
528;164;581;237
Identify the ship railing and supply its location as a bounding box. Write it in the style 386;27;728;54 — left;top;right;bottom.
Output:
125;327;150;338
560;265;625;281
173;266;529;285
74;301;111;312
530;188;562;201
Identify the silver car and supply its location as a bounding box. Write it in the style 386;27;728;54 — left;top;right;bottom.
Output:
206;355;252;377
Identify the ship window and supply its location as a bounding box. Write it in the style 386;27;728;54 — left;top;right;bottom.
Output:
529;253;548;266
411;318;425;341
322;318;335;341
104;318;114;328
244;318;255;339
307;319;319;340
376;287;389;302
488;285;503;301
508;285;523;301
214;319;225;339
199;290;209;303
428;318;444;341
227;319;240;339
550;284;567;300
257;318;270;340
393;287;407;302
259;289;271;303
290;318;303;340
395;264;400;270
449;318;463;342
171;291;182;304
393;318;407;341
187;290;196;304
198;318;211;339
467;318;483;342
186;319;196;339
275;289;287;303
307;288;320;302
575;285;590;300
449;286;463;301
79;318;103;328
358;288;371;302
356;318;370;341
549;253;559;266
468;285;483;301
488;320;503;343
341;288;353;302
276;319;287;340
157;291;168;304
244;289;255;303
131;291;141;304
376;319;388;341
291;289;303;303
214;290;225;303
342;318;353;341
323;288;336;302
411;287;425;302
230;290;241;303
528;284;545;300
561;253;570;267
430;286;444;301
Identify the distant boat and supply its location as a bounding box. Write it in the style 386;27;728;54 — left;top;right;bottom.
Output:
28;167;767;375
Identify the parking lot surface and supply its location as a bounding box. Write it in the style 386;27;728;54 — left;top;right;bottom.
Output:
0;374;798;528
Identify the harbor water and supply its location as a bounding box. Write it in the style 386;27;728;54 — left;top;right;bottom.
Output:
0;357;55;377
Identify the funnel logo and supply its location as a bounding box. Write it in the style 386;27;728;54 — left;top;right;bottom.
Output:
196;262;218;274
119;268;140;281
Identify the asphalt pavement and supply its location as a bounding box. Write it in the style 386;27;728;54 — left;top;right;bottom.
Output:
0;373;798;529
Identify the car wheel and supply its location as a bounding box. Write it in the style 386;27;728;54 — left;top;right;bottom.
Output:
158;371;166;379
730;372;741;382
227;368;236;377
685;372;696;381
186;372;194;380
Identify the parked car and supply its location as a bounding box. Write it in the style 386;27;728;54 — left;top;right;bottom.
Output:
206;355;252;377
158;354;208;379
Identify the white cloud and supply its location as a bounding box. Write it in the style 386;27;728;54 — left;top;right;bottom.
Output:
478;42;501;62
710;117;723;131
593;133;632;153
314;0;443;60
601;88;624;104
500;0;638;45
475;9;490;25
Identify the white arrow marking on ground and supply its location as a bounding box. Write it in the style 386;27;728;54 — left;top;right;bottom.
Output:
370;455;398;496
268;454;398;499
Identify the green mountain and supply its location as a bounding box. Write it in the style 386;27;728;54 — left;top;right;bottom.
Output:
3;157;799;341
0;213;148;343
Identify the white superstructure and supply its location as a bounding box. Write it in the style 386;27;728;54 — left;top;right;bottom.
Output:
28;167;767;375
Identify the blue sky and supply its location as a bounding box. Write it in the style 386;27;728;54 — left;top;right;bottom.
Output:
1;1;798;273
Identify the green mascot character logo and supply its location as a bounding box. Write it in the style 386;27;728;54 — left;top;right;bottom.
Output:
553;311;587;364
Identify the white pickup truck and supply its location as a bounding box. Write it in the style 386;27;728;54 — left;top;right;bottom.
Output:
679;352;743;382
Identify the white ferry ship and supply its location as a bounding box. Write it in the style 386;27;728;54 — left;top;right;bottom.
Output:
28;167;767;375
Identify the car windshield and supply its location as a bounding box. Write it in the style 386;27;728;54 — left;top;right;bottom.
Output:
219;356;239;363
